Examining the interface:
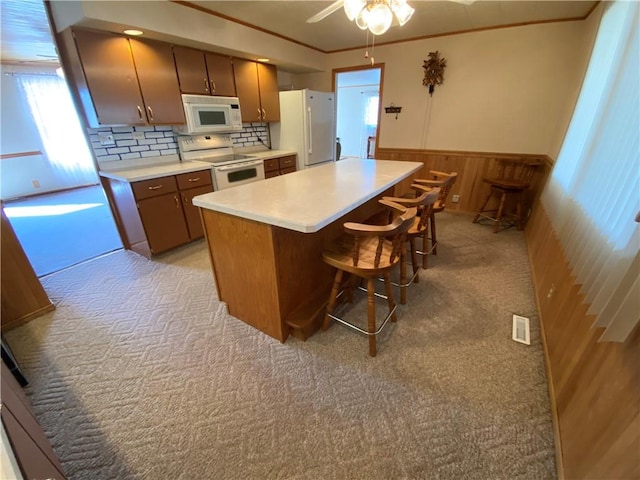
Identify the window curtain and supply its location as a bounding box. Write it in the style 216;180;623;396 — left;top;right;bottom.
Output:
542;0;639;341
16;73;98;186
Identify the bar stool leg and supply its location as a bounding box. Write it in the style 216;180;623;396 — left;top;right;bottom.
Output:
421;228;429;269
473;189;494;223
367;277;377;357
494;190;507;233
400;249;407;305
430;212;438;256
383;273;397;323
323;269;343;331
409;238;420;283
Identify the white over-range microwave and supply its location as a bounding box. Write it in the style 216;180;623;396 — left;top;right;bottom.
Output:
174;94;243;135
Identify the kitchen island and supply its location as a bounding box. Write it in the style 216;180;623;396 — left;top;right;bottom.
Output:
193;158;422;342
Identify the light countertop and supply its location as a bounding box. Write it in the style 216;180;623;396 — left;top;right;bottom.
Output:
192;158;422;233
234;148;297;161
98;155;212;182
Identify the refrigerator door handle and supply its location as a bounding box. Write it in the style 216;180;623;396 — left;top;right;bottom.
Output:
307;107;313;154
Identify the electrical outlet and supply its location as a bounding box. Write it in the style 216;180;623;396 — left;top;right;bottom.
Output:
98;132;115;146
452;194;460;203
32;180;40;188
132;131;145;141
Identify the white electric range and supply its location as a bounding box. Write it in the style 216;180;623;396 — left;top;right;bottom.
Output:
177;134;265;190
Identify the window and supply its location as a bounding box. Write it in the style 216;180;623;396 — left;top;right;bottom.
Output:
542;0;639;341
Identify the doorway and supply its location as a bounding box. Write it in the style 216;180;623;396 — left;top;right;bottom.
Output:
0;66;122;277
333;65;383;160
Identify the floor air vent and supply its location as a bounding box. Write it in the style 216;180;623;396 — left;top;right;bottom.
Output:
512;315;531;345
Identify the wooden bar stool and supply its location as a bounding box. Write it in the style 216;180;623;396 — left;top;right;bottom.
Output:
381;188;440;304
411;171;458;265
473;158;543;232
322;202;417;357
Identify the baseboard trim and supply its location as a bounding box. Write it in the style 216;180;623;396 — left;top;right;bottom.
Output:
1;304;56;332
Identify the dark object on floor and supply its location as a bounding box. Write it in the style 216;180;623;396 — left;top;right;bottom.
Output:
1;334;28;386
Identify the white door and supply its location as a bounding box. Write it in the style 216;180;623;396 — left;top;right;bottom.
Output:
305;91;335;166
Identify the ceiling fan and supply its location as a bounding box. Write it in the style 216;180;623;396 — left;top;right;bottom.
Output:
307;0;477;27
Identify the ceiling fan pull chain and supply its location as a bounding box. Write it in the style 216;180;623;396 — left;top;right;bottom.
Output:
371;35;375;65
364;29;369;60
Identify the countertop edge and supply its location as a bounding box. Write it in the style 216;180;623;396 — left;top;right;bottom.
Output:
99;161;212;182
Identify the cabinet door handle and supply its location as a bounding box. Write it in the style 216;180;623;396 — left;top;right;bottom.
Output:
257;108;261;120
174;195;180;208
137;105;143;120
147;106;154;121
204;78;209;92
262;109;266;121
188;177;200;182
148;185;163;190
210;81;216;93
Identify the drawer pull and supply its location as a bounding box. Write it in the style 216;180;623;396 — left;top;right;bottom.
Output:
148;185;163;190
188;177;200;182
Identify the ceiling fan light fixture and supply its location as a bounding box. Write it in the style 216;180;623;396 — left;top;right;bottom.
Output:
390;0;415;26
367;3;393;35
344;0;366;21
355;7;370;30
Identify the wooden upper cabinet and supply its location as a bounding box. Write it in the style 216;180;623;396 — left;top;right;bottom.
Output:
257;63;280;122
73;29;146;125
72;29;183;126
234;59;280;123
173;47;236;97
205;52;236;96
129;38;184;125
234;58;262;123
173;46;210;95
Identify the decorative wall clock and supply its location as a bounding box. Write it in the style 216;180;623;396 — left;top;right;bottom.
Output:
422;51;447;96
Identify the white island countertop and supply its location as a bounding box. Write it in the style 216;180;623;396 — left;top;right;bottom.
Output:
192;158;422;233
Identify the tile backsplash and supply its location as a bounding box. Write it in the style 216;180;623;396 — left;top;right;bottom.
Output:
89;123;270;166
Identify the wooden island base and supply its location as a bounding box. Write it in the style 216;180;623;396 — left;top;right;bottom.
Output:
200;191;392;342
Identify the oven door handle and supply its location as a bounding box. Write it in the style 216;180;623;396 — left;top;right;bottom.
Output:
215;159;263;172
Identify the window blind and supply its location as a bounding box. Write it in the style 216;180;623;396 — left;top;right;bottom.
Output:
542;0;639;342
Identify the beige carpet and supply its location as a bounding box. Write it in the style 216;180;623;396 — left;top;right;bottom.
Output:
5;212;556;479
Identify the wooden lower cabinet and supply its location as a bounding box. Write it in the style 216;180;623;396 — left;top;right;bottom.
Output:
136;193;190;253
103;169;213;257
264;155;297;178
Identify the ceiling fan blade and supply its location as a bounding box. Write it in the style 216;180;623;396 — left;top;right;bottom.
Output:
306;0;345;23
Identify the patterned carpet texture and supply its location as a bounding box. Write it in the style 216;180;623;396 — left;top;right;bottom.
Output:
5;212;556;480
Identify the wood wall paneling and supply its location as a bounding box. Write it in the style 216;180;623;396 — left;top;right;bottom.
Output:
376;148;551;222
525;204;640;480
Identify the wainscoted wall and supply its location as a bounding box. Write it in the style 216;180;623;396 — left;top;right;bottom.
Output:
525;204;640;479
376;147;552;216
88;123;270;166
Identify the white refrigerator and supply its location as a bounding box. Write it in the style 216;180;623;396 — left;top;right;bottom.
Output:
274;89;336;170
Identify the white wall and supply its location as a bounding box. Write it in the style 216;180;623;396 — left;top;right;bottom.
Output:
0;69;80;200
294;19;598;158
